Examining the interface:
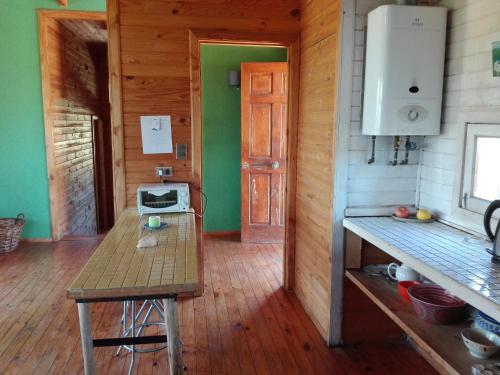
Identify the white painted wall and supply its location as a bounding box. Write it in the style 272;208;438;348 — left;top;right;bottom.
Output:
345;0;423;216
416;0;500;233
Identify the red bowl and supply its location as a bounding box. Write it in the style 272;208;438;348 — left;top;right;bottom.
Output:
408;284;466;324
398;281;420;302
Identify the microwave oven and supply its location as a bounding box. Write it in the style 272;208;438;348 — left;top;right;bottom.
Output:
137;183;190;214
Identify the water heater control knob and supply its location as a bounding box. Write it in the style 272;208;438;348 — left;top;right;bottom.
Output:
408;109;419;122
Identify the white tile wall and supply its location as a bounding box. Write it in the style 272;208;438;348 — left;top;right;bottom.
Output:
344;0;500;229
346;0;422;213
417;0;500;226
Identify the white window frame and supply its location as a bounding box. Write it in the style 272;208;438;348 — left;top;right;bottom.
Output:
461;123;500;215
448;112;500;235
449;111;500;235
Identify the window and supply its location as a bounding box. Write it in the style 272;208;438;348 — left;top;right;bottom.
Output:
462;123;500;214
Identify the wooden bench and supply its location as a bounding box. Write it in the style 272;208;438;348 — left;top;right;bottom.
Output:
67;209;199;375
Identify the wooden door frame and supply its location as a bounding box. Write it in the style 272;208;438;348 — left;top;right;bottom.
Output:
90;116;101;232
38;9;107;240
189;30;300;290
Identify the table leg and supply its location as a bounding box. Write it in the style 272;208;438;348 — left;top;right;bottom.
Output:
77;303;95;375
163;298;184;375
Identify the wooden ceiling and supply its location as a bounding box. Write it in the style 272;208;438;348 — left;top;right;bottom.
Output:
60;19;107;43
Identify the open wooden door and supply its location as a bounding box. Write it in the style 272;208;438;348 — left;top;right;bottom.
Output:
241;62;288;243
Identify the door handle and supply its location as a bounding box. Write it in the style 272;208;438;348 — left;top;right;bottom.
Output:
242;161;280;169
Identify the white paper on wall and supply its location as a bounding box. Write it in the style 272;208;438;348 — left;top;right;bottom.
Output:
140;115;173;154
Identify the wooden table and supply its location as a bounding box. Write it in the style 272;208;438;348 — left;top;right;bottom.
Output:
67;209;198;375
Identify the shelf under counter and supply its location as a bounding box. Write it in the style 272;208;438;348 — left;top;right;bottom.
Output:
345;269;490;375
343;217;500;321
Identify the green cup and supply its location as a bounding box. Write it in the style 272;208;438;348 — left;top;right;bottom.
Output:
148;215;161;228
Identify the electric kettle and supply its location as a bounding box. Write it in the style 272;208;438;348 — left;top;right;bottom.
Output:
484;200;500;263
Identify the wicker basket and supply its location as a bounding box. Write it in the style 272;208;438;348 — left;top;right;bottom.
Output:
0;214;25;253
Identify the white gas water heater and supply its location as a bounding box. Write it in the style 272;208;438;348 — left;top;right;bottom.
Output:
362;4;447;136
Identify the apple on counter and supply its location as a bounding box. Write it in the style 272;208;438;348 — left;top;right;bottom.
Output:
393;206;434;222
395;206;410;218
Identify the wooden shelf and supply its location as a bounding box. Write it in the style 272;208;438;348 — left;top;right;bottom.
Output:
345;269;494;375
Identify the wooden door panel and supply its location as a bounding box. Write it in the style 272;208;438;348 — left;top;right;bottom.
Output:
249;173;271;225
241;62;288;243
274;72;288;96
250;73;273;95
249;104;273;158
272;102;287;160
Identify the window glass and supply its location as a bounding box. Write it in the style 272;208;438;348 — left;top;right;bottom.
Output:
473;137;500;201
461;123;500;215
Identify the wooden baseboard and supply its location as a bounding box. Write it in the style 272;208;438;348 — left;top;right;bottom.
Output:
20;238;53;243
60;234;105;241
203;230;240;238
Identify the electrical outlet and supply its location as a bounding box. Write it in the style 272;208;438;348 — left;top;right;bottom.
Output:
156;166;173;177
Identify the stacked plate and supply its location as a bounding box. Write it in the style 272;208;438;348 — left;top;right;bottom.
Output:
474;312;500;335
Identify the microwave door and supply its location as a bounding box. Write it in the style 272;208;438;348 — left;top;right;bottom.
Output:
141;190;178;210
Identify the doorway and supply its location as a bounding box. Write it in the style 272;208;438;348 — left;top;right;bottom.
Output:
39;11;114;240
190;31;300;291
198;42;294;288
200;45;288;240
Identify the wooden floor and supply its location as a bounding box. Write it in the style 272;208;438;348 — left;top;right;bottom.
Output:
0;236;436;375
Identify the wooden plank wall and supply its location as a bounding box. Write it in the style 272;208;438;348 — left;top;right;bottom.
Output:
294;0;341;341
46;19;106;236
114;0;301;206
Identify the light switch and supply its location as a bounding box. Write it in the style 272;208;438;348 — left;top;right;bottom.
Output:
176;144;187;160
152;118;160;131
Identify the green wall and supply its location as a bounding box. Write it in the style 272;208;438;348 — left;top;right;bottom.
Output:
0;0;105;238
201;44;287;233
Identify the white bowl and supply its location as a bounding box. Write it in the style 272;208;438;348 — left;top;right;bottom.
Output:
462;327;500;359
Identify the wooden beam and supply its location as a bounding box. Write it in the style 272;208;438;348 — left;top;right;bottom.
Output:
107;0;127;221
344;230;362;269
330;0;355;346
284;36;300;291
188;30;204;297
37;10;58;240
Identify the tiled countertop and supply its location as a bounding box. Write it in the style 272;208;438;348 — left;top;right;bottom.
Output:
343;217;500;321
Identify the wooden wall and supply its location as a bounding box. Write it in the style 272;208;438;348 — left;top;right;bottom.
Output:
294;0;341;341
46;19;105;236
112;0;347;343
114;0;301;206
